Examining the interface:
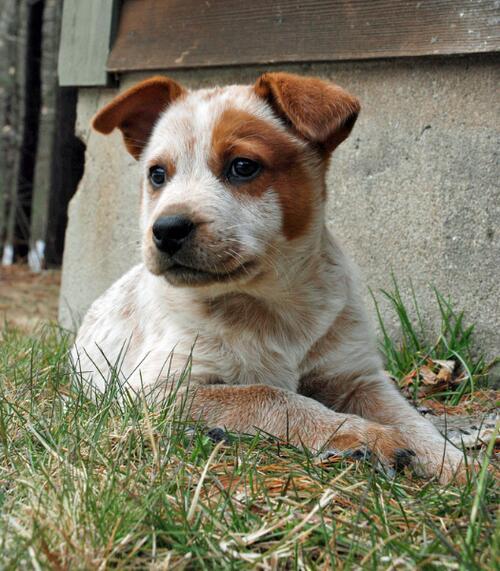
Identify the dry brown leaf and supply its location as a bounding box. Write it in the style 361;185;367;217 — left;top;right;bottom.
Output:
420;365;438;385
398;357;466;401
435;360;455;383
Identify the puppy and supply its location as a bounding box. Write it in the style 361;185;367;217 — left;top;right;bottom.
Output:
72;73;467;483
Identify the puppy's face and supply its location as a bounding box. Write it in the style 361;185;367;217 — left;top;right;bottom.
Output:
92;74;360;288
140;88;321;286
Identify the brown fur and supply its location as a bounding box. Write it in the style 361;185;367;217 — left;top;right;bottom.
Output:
92;76;185;159
210;108;317;239
181;384;407;462
77;73;472;485
254;72;360;154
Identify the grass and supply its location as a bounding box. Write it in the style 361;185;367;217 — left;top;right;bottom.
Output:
0;284;498;570
371;276;496;406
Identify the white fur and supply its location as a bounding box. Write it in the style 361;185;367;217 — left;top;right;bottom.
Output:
72;80;468;483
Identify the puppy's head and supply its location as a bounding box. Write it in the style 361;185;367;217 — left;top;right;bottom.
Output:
92;73;359;288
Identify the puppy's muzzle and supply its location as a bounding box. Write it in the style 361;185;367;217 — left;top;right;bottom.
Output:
152;215;196;256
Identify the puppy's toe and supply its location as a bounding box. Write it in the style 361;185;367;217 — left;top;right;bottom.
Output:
343;446;373;462
318;445;415;478
393;448;416;471
319;446;372;463
206;427;231;443
372;448;416;478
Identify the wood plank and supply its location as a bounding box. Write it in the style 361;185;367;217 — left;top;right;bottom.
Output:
0;0;17;249
32;0;85;269
58;0;117;86
0;0;21;264
107;0;500;71
31;0;63;260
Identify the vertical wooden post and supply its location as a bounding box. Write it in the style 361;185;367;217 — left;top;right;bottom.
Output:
0;0;20;264
2;0;44;264
58;0;117;87
29;0;60;270
30;0;85;269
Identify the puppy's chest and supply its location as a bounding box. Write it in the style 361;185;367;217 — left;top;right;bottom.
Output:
202;334;303;390
189;300;328;391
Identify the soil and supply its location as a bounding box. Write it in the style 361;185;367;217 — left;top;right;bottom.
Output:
0;264;61;331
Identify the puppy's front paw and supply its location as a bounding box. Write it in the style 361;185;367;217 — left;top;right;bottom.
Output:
393;448;417;471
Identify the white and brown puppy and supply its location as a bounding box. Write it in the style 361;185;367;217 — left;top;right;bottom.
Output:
73;73;467;483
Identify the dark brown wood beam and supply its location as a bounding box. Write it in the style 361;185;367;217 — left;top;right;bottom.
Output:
108;0;500;72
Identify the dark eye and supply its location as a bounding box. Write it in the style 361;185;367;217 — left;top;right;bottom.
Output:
149;165;167;188
227;158;261;184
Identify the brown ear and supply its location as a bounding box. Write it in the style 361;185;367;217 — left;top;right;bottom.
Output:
254;72;360;153
92;76;186;159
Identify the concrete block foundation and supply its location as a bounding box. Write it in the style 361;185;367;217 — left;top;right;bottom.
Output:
59;55;499;363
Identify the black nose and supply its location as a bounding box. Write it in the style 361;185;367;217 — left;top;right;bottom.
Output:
152;215;196;255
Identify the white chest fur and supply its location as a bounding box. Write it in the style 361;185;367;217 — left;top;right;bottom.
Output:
73;243;349;395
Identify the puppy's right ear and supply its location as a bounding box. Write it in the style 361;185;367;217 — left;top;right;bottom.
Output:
92;76;186;160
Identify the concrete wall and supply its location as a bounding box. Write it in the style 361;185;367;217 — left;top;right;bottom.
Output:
59;56;499;361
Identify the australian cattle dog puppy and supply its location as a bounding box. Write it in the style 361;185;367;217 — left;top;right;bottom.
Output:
72;73;468;483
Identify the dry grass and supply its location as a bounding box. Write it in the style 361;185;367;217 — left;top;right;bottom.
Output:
0;325;498;570
0;270;498;569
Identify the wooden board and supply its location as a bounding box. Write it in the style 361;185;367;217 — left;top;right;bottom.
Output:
58;0;117;86
107;0;500;71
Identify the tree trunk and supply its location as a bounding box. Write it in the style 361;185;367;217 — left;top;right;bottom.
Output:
0;0;21;264
12;0;44;261
30;0;84;269
1;0;84;268
29;0;58;269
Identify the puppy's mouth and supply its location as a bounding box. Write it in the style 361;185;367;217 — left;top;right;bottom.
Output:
163;260;258;286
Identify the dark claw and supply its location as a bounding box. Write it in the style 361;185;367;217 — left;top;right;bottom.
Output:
346;447;372;461
318;447;372;462
206;427;231;443
393;448;416;471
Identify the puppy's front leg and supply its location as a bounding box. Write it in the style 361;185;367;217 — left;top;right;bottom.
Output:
180;384;412;470
305;373;469;483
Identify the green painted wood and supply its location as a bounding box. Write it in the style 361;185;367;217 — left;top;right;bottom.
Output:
58;0;116;86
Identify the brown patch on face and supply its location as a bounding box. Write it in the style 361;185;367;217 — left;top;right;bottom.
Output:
210;108;318;240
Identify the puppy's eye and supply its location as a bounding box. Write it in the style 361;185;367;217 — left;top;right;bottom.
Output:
227;158;261;184
149;165;167;188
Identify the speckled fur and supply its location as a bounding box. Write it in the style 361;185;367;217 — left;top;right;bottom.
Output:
73;73;468;483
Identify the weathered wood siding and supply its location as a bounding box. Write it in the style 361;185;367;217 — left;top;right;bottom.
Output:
108;0;500;71
58;0;117;86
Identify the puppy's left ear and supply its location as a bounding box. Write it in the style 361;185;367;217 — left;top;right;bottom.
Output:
254;72;360;154
92;76;186;160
